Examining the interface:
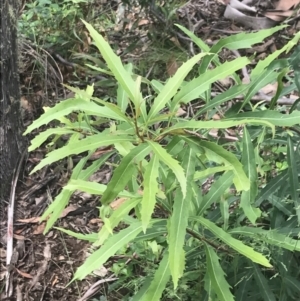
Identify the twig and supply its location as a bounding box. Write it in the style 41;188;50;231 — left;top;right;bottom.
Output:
77;278;118;301
6;150;27;297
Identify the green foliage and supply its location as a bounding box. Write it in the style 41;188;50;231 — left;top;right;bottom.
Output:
19;0;92;49
25;21;300;300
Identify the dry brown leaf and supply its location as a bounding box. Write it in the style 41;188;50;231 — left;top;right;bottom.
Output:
275;0;300;10
51;275;59;286
167;57;179;76
60;204;78;218
138;19;150;26
17;216;40;224
88;218;102;225
261;83;278;94
33;223;46;235
264;10;294;22
13;234;25;240
175;107;186;117
110;198;128;210
16;268;33;279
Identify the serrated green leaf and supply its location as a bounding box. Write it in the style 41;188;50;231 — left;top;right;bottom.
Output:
101;143;151;204
211;25;286;52
252;31;300;79
141;252;171;301
226;110;300;127
199;140;250;192
30;133;133;174
252;264;276;301
41;151;95;232
79;152;114;180
176;24;241;84
287;136;300;223
172;57;250;107
147;140;186;198
194;166;232;180
190;216;272;267
169;147;195;288
141;154;160;232
147;52;208;122
196;84;250;116
72;222;144;281
55;227;97;242
82;20;146;120
64;179;139;198
229;227;300;252
28;128;77;151
96;198;142;246
241;127;260;224
241;70;279;109
235;272;253;301
255;170;289;206
204;243;235;301
176;24;210;52
198;171;234;215
24;97;128;135
162;119;274;135
117;63;133;113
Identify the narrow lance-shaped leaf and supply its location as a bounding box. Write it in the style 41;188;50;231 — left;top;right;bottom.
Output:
241;69;279;109
287;136;300;224
64;179;140;199
169;147;195;288
30;133;133;174
241;127;260;224
117;63;133;113
225;110;300;127
101;143;151;204
141;154;160;232
255;169;289;206
72;222;144;282
200;25;285;75
251;31;300;79
147;52;208;122
41;151;94;232
147;140;186;198
196;84;250;116
229;227;300;252
204;243;235;301
171;57;250;108
198;171;234;215
24;97;128;135
199;140;250;192
96;198;142;246
82;20;146;121
162;119;274;135
80;152;114;181
55;227;98;242
28;128;77;151
252;263;276;301
175;24;241;84
190;216;272;267
235;271;253;301
211;25;286;52
141;252;171;301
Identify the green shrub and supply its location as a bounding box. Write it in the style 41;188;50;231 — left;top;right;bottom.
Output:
24;21;300;300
